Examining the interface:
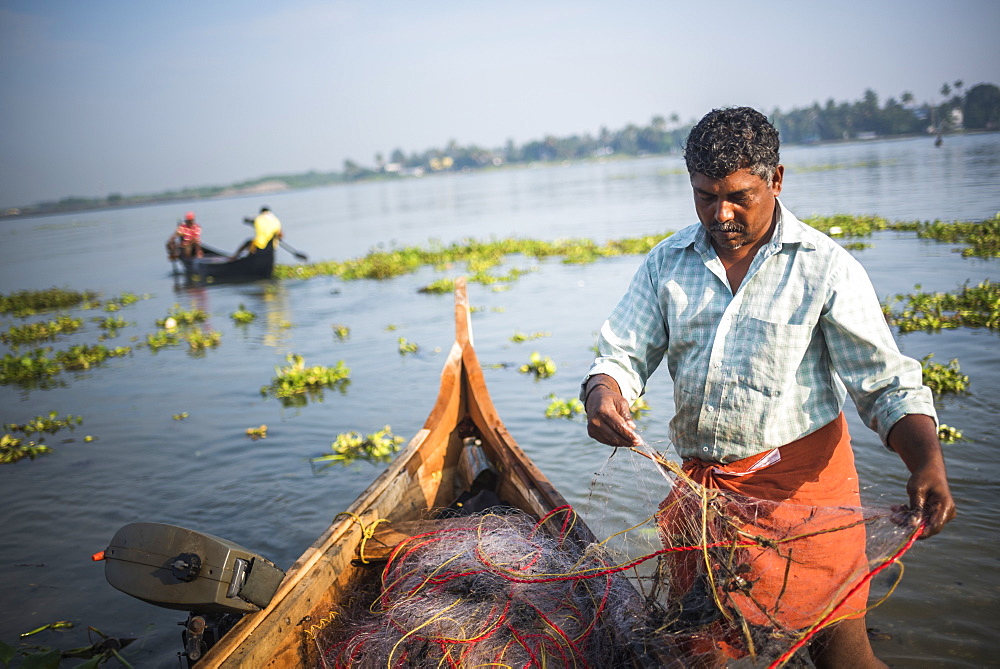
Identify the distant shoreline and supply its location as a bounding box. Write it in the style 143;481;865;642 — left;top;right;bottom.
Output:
4;130;994;221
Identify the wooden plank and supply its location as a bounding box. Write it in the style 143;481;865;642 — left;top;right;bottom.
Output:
358;516;499;563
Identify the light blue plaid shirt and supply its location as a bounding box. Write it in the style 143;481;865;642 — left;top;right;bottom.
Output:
586;200;936;463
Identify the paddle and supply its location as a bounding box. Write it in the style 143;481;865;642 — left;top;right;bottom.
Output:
242;218;308;261
279;240;308;262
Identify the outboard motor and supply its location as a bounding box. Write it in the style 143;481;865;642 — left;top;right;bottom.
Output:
94;522;284;665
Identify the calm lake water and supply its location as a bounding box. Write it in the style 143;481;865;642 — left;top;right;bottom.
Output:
1;133;998;667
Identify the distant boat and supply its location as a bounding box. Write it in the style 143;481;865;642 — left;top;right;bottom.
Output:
175;242;275;283
935;134;944;147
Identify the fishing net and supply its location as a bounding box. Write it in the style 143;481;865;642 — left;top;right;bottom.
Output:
312;437;922;668
582;437;922;667
312;507;642;667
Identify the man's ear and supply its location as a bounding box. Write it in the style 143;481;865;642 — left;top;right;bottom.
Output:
771;164;784;197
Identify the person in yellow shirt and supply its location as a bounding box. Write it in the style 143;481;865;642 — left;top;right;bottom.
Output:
232;206;283;258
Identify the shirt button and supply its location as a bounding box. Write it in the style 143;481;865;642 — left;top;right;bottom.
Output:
707;405;715;412
715;362;723;368
703;446;709;452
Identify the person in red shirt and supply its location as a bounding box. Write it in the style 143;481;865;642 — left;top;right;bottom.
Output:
166;212;203;259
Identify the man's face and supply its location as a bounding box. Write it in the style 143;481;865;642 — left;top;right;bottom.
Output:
690;166;783;253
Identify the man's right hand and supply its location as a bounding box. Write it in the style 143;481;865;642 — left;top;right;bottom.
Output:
584;374;641;448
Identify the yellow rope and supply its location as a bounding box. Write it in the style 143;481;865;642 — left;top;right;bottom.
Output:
304;611;338;640
334;511;390;564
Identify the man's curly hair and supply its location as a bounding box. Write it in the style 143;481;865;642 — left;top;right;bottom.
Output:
684;107;779;181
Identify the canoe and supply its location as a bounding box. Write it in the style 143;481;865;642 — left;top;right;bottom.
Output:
177;241;275;283
196;277;656;667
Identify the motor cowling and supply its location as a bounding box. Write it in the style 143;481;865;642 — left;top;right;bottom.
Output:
101;522;284;614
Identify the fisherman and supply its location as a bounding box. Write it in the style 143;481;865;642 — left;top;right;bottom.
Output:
581;107;955;667
232;205;282;259
166;211;202;259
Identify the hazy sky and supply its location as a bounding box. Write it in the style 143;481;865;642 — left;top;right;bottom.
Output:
1;0;997;209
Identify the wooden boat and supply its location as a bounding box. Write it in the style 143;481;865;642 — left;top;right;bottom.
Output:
176;241;275;283
197;277;655;667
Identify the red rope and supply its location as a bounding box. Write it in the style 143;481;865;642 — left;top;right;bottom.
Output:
767;522;924;669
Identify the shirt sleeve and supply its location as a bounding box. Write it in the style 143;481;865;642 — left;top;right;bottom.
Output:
582;256;670;403
820;252;937;446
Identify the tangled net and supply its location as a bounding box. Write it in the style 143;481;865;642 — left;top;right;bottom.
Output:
314;439;922;668
314;507;641;667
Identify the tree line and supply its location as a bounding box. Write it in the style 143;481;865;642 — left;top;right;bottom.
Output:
6;81;998;217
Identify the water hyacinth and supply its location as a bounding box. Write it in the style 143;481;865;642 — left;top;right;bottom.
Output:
0;287;99;318
272;234;669;284
2;412;85;464
519;351;556;379
545;394;585;419
510;330;551;343
230;304;257;324
397;337;419;355
1;315;83;346
885;280;1000;333
311;426;404;467
261;353;351;406
920;354;970;397
916;212;1000;258
156;304;208;328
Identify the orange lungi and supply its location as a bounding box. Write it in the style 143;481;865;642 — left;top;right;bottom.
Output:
657;413;870;642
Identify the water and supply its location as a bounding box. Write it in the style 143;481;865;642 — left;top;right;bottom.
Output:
1;133;998;667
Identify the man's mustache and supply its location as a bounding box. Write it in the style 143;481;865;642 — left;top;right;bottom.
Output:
710;223;743;233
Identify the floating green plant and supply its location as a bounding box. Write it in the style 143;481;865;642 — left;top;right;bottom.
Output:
511;330;551;343
230;304;257;324
418;278;456;294
470;266;534;285
102;291;146;312
145;329;182;351
921;354;969;396
842;242;872;251
271;233;673;283
246;424;268;440
2;412;84;464
916;213;1000;258
545;394;585;419
0;344;129;386
186;329;221;353
0;348;62;387
0;287;99;317
630;397;651;420
792;159;897;173
937;424;964;444
312;425;404;467
0;315;83;346
94;315;132;333
0;624;135;667
519;352;556;379
803;213;892;237
5;412;83;435
261;353;351;405
55;343;131;370
398;337;419;355
0;434;51;464
157;304;208;328
172;412;189;420
332;324;350;340
885;280;1000;333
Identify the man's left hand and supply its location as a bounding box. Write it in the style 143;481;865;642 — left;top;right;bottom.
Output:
888;414;957;538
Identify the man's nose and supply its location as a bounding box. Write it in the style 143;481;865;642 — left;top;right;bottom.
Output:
715;200;734;222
